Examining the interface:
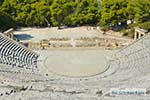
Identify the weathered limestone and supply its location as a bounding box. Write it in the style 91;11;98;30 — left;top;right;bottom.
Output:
1;27;150;99
134;27;148;40
3;28;14;39
0;33;39;71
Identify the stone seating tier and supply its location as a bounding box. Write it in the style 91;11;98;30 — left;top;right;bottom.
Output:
0;33;39;71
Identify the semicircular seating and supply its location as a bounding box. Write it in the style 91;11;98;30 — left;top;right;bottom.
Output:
0;33;39;71
106;32;150;80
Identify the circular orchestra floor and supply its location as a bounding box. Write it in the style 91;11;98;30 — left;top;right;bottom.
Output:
42;49;114;77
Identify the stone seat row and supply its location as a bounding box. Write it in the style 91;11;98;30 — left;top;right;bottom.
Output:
0;33;39;71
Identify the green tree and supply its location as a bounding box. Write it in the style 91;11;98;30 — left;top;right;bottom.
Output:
63;0;100;26
0;12;15;31
100;0;128;28
127;0;150;24
0;0;149;32
51;0;74;28
134;0;150;23
30;2;51;26
126;0;136;24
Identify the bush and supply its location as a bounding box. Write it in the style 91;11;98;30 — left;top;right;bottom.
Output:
101;25;109;32
138;22;150;31
0;12;16;31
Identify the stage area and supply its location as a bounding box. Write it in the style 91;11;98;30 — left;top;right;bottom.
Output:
40;49;115;77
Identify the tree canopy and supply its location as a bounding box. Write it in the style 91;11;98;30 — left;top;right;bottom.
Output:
100;0;128;27
0;0;149;32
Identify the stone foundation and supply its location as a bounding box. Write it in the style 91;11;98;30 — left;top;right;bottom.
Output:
25;37;130;50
